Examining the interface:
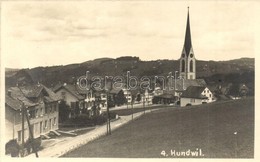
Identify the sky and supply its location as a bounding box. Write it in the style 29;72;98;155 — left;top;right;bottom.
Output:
1;1;258;68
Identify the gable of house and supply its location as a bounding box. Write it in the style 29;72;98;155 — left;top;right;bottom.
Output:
54;84;85;101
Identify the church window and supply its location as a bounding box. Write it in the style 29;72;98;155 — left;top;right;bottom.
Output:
181;60;185;72
190;60;193;72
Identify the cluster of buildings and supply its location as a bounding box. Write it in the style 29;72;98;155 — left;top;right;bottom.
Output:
5;8;218;154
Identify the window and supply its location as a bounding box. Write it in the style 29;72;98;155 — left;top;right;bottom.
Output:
40;108;43;116
207;90;209;93
44;120;48;128
45;104;48;114
190;60;193;72
35;109;38;117
54;104;58;111
190;99;195;103
50;104;53;113
209;94;212;98
28;109;36;119
61;91;66;100
181;60;185;72
18;130;22;142
54;117;56;125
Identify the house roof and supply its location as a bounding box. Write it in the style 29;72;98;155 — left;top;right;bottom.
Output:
109;88;122;94
20;84;60;101
6;87;37;110
6;95;24;110
166;79;206;92
20;84;44;98
181;86;208;99
157;93;175;99
54;84;85;100
6;84;60;110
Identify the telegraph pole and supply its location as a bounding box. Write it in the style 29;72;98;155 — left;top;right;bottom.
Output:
131;95;135;121
17;98;39;157
106;92;111;135
21;102;25;157
143;97;145;114
25;109;39;157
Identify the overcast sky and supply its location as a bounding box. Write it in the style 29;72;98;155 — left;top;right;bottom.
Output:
1;1;258;68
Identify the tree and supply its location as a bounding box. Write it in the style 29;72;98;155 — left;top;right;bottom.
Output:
136;93;141;102
58;100;71;123
114;90;127;106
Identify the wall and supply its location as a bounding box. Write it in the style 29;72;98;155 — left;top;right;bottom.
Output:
5;102;59;144
180;97;203;107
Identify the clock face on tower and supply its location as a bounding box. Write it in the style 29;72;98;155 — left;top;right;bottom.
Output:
190;54;193;58
182;54;185;58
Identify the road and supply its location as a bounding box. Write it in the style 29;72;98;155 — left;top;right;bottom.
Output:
26;110;152;157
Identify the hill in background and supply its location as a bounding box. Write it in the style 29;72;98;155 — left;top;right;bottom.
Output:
5;57;254;95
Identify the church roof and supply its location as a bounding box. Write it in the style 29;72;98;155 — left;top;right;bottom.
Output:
183;7;192;56
169;79;206;92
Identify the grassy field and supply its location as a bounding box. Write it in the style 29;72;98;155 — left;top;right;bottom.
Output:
62;97;254;158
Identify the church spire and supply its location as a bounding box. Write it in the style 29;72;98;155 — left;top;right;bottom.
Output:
184;7;192;56
179;7;196;80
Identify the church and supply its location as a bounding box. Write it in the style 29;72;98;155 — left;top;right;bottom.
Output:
170;7;215;106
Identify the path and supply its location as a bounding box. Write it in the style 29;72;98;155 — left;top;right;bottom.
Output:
27;110;153;157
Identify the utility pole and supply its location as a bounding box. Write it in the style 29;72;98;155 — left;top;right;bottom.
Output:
17;98;39;157
21;102;25;157
131;103;133;121
25;109;39;157
131;95;135;121
106;92;111;135
143;96;145;114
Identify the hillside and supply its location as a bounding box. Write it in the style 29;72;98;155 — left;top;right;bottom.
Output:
63;97;254;158
5;57;254;92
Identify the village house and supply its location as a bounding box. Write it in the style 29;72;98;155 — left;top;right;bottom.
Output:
122;88;132;104
53;83;95;117
141;89;154;105
5;84;60;145
109;88;126;107
94;90;107;111
180;86;214;107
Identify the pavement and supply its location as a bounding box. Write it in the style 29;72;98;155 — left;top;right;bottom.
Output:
26;110;153;158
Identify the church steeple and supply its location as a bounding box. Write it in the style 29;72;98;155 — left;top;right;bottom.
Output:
184;7;192;56
179;7;196;80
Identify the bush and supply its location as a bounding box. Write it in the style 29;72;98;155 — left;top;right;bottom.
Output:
62;111;119;127
101;111;118;119
24;137;42;154
5;139;19;157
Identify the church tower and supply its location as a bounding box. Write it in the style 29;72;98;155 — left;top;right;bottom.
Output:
179;7;196;80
